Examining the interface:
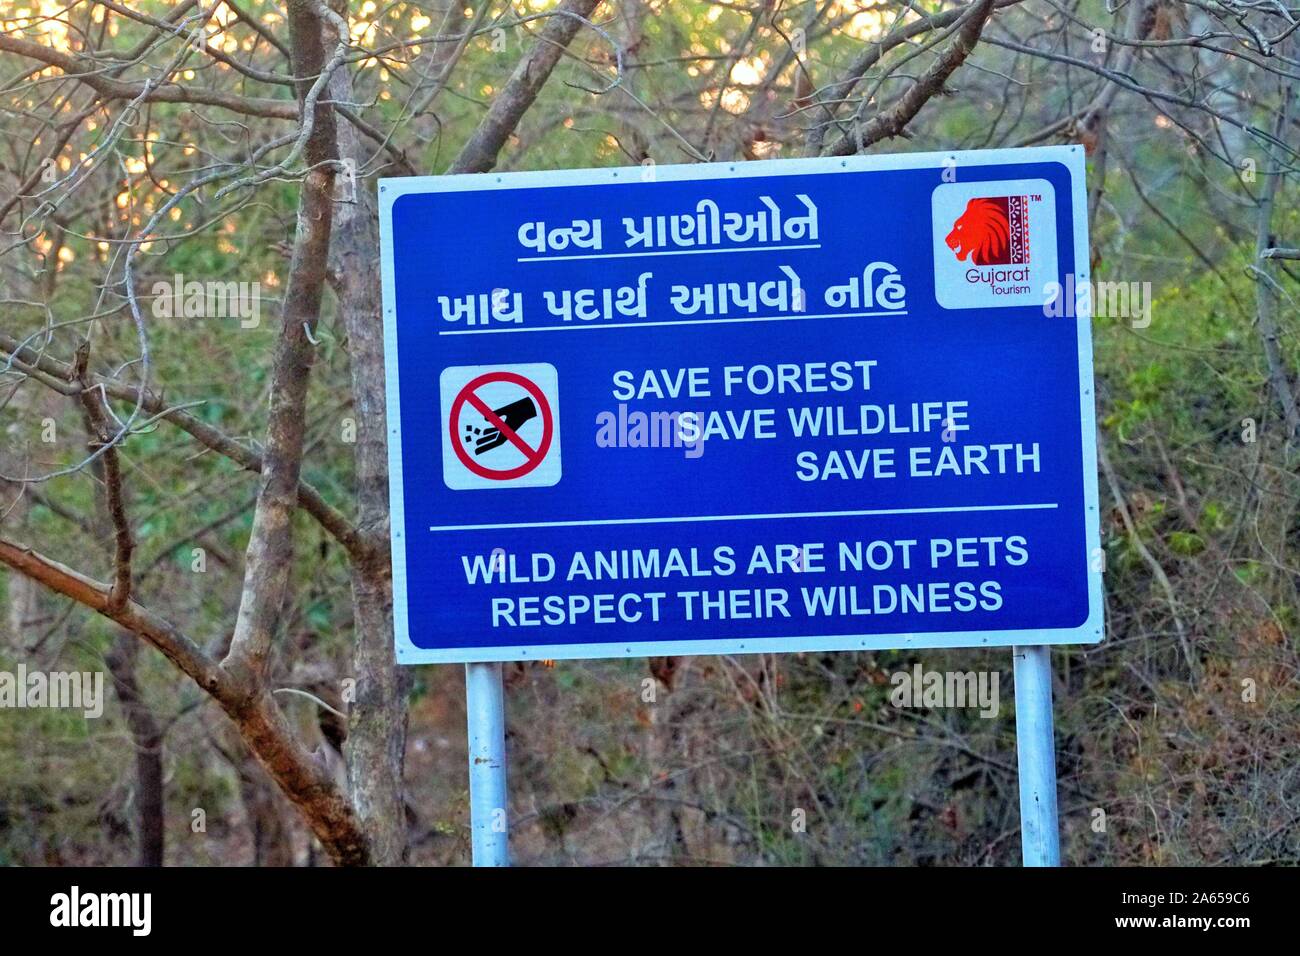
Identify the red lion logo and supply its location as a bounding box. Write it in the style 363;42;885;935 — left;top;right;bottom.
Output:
946;197;1013;265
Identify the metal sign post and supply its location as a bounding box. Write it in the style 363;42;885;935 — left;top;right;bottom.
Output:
465;661;509;866
1013;644;1061;866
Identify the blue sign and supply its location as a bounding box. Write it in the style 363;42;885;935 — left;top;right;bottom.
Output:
379;147;1102;663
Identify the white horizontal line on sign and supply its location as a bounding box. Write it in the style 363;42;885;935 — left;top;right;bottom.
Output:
439;309;907;336
429;502;1058;532
517;242;821;262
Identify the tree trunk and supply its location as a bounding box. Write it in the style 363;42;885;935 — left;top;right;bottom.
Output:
105;634;166;866
327;49;411;866
1252;85;1298;441
236;752;298;867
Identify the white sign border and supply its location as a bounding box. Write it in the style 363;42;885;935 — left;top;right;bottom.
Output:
378;145;1103;664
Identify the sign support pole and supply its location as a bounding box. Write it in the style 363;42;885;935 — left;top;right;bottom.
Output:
465;661;509;866
1013;644;1060;866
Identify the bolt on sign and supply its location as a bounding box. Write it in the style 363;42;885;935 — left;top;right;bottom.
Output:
379;146;1102;664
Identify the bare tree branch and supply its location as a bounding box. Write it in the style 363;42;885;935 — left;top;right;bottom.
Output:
0;332;379;569
223;0;342;685
824;0;997;156
449;0;605;174
0;33;299;119
0;535;371;865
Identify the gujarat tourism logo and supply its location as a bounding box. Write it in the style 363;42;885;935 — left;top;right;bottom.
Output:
931;180;1056;310
945;196;1032;266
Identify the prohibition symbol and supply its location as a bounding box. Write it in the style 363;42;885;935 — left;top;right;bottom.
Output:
440;363;561;490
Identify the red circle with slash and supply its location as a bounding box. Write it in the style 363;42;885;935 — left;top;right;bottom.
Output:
449;370;554;480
